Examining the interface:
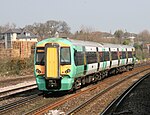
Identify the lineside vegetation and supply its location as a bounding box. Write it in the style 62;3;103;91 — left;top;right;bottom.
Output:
0;55;34;76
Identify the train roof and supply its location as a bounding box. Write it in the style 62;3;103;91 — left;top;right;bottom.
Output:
102;43;122;48
36;37;134;49
69;39;103;47
69;39;134;49
102;43;134;49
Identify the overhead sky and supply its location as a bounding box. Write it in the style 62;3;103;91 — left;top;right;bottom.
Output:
0;0;150;33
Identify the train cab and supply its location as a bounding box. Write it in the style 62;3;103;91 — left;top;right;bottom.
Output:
34;38;74;91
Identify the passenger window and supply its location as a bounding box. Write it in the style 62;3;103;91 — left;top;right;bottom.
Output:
74;52;84;66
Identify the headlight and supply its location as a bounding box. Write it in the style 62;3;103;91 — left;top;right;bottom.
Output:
65;69;71;73
36;69;41;74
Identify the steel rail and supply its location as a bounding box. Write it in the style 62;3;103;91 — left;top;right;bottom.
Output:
25;68;150;115
0;84;37;101
0;75;34;83
66;68;150;115
0;91;42;114
100;72;150;115
0;83;37;95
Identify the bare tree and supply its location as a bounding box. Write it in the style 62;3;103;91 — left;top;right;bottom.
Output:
72;25;94;41
25;20;71;40
114;29;124;44
138;30;150;43
0;23;16;33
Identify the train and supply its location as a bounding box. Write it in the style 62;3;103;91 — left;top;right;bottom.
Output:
34;37;136;92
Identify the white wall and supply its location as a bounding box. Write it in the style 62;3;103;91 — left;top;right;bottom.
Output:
17;38;37;42
12;33;17;41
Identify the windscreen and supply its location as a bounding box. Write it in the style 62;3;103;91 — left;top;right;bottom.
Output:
36;47;45;65
60;47;71;65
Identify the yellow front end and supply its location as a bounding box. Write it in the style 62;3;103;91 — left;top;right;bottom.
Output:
46;47;59;79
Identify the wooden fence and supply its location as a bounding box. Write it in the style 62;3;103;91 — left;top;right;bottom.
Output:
0;41;36;59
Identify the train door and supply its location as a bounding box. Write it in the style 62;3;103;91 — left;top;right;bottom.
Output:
74;46;85;77
120;48;127;65
127;48;133;64
45;43;60;79
85;46;98;74
98;47;105;71
110;48;118;68
101;48;111;70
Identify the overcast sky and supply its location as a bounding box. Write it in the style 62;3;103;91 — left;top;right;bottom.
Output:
0;0;150;33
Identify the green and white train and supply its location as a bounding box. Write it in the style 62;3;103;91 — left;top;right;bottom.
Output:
34;38;136;92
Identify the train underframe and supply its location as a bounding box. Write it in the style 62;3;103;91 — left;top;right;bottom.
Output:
72;64;134;91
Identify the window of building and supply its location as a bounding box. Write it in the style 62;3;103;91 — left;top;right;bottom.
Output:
26;33;30;36
7;33;11;41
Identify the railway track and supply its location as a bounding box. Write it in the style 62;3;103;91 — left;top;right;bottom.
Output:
0;83;37;101
0;62;146;101
24;67;150;115
0;75;35;88
66;69;150;115
0;89;42;114
0;83;40;114
0;63;149;115
101;72;150;115
0;75;34;83
0;92;42;114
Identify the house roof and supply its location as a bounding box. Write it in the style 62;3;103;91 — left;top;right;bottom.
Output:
4;28;38;39
4;28;22;34
17;34;38;39
17;28;38;39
